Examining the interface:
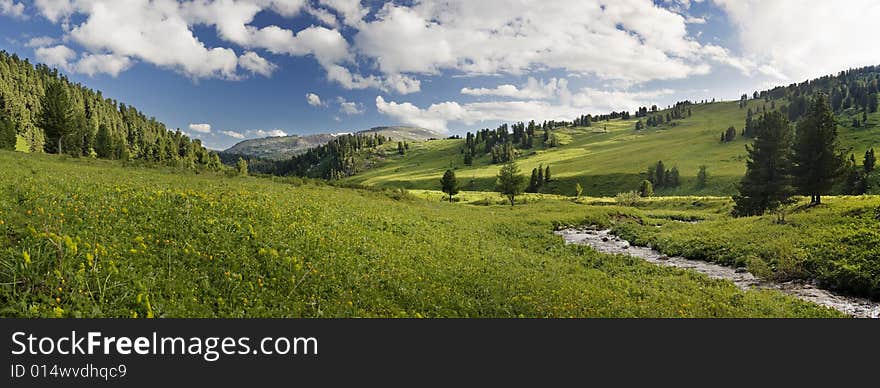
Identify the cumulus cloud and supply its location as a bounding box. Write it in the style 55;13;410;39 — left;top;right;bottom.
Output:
336;96;363;115
0;0;26;18
25;36;58;48
461;78;570;100
238;51;277;77
352;0;745;84
188;123;212;133
250;129;288;137
220;130;245;139
713;0;880;82
377;87;674;133
306;92;324;107
34;45;77;70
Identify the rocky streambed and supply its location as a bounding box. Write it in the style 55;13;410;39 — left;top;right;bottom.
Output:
556;228;880;318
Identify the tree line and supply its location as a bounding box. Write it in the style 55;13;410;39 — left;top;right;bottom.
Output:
732;93;863;216
0;50;218;168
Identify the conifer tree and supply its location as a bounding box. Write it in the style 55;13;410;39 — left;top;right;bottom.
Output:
237;157;248;176
793;94;845;205
38;81;75;154
544;165;551;182
638;180;654;197
864;148;876;173
733;111;795;216
496;160;526;206
696;165;708;189
440;169;460;202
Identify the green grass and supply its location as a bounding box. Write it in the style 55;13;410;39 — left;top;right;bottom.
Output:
344;99;880;197
0;151;840;317
611;196;880;299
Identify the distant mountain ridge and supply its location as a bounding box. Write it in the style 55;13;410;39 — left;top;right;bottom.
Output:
223;126;441;160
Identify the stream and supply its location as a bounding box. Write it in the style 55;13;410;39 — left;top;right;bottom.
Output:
556;228;880;318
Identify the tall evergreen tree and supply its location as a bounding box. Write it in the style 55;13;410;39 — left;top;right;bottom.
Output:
696;165;708;189
544;165;551;182
440;169;460;202
496;160;526;206
733;111;795;216
793;93;845;205
38;81;75;154
864;148;876;173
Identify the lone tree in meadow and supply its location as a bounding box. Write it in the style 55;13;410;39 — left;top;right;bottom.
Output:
440;169;460;203
236;157;248;176
496;160;526;206
638;180;654;197
696;165;708;189
792;93;845;205
733;111;795;216
575;182;583;199
38;81;75;154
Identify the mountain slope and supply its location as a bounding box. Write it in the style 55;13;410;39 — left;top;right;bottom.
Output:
343;98;880;197
223;126;440;160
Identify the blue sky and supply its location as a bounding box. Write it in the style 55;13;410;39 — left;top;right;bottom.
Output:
1;0;879;150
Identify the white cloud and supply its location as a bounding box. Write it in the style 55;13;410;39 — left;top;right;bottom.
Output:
188;123;212;133
220;130;245;139
714;0;880;82
34;45;77;70
306;92;324;107
25;36;58;48
238;51;277;77
336;96;364;115
376;87;674;133
461;78;570;100
352;0;743;84
34;0;75;22
34;43;133;77
75;53;133;77
0;0;25;19
250;129;288;137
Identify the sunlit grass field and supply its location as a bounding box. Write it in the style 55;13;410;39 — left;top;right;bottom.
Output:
0;151;842;317
345;98;880;197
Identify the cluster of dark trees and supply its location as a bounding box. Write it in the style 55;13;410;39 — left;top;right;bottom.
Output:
397;141;409;155
461;121;561;166
0;50;218;168
635;101;693;130
249;132;389;179
843;148;876;195
526;164;551;192
733;94;851;216
645;160;681;189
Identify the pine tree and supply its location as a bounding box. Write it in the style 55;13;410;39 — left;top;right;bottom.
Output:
733;111;795;216
864;148;876;173
638;180;654;197
236;157;248;176
544;165;551;182
793;93;845;205
528;168;539;193
440;169;460;202
496;160;526;206
537;164;544;186
397;141;405;155
38;81;75;154
654;160;666;187
696;165;708;189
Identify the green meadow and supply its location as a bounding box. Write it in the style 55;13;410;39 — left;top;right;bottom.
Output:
0;151;844;317
344;98;880;197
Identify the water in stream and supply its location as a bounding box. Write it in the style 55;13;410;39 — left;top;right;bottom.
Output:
556;228;880;318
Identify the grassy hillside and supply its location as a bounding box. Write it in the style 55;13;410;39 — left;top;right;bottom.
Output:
0;151;840;317
344;98;880;196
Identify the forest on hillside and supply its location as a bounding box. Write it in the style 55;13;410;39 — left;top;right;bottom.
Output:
0;51;219;168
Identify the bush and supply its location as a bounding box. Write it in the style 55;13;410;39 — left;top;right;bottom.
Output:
615;191;642;207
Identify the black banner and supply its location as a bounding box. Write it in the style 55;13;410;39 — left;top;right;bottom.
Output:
1;319;876;386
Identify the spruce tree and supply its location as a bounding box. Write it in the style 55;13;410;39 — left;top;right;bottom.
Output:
440;169;460;202
793;93;845;205
544;165;551;182
733;111;795;216
237;157;248;176
38;81;75;154
864;148;876;173
496;160;526;206
528;168;539;192
696;165;708;189
638;180;654;197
